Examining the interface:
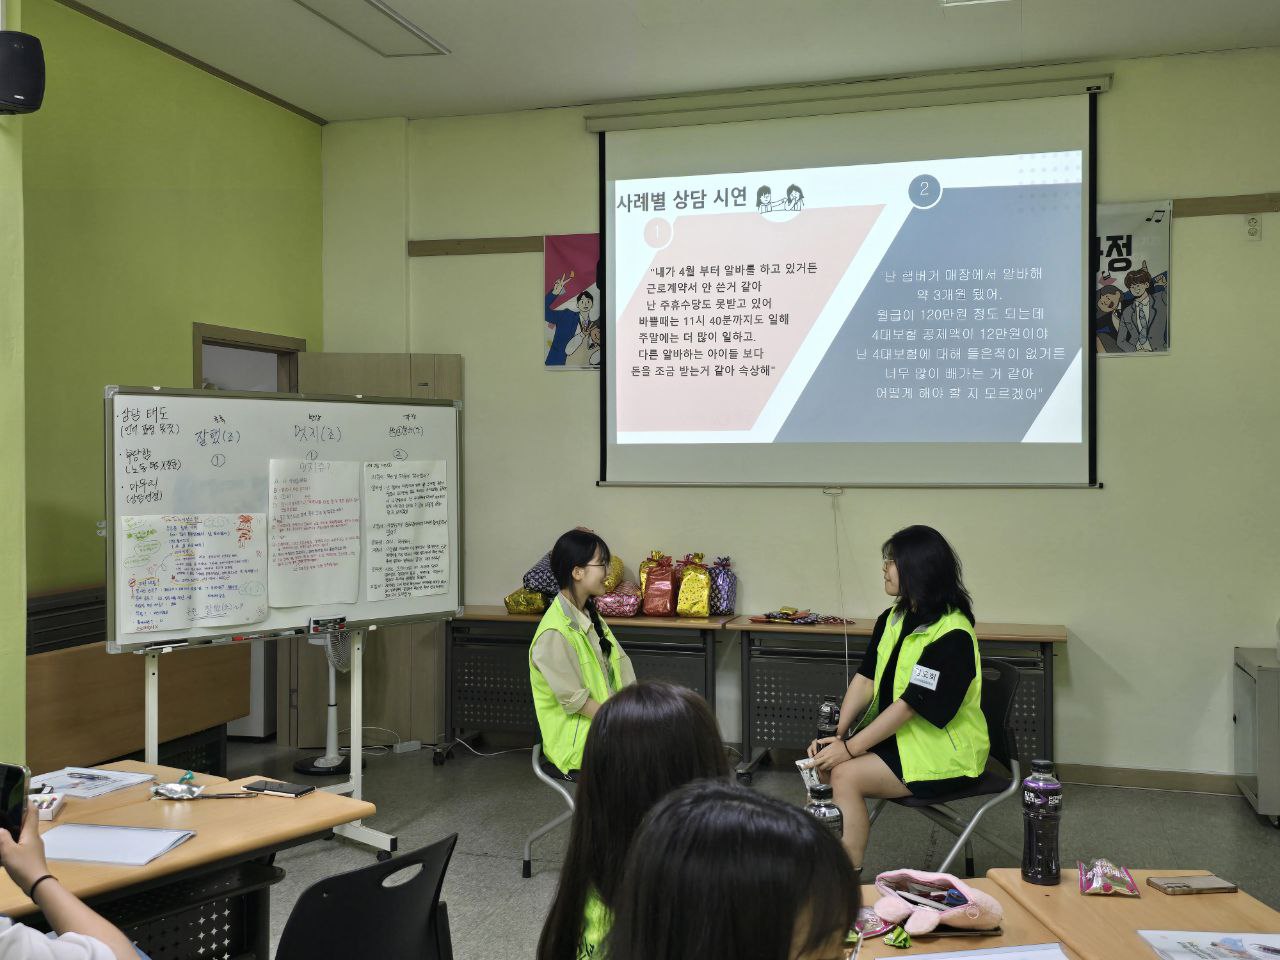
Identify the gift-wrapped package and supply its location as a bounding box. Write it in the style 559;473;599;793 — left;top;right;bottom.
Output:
676;553;710;618
596;580;641;618
522;552;559;595
638;550;670;595
505;587;547;615
641;556;675;616
602;554;624;593
709;556;737;615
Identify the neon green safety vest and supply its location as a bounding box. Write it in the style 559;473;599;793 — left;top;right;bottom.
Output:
863;607;989;782
529;597;626;774
577;890;610;960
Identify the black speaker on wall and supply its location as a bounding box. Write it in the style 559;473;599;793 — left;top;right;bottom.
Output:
0;31;44;114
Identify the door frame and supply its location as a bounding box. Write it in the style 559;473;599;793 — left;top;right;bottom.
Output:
192;323;307;392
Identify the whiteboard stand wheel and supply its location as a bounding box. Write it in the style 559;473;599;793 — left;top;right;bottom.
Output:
432;750;447;766
1271;816;1280;829
735;770;753;785
376;850;393;862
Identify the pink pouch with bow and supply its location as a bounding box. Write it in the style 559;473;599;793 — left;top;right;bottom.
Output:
873;869;1003;935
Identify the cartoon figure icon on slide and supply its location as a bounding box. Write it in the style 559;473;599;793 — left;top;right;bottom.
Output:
757;183;805;213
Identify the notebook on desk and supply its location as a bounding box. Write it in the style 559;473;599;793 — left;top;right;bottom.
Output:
42;823;195;866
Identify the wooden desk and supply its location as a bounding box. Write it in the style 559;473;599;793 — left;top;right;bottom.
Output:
861;877;1081;958
988;868;1280;960
438;605;734;764
1;762;374;960
728;616;1066;781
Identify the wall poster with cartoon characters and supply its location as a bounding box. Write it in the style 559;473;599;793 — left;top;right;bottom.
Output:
543;233;601;370
1095;201;1171;355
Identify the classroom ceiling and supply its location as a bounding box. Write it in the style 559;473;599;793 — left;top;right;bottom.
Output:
69;0;1280;122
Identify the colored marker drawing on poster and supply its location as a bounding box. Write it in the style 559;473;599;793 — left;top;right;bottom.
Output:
119;513;267;634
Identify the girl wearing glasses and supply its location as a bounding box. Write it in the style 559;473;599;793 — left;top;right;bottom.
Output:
806;525;987;875
530;528;636;777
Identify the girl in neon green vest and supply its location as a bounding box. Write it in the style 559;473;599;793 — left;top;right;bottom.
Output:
536;682;729;960
607;781;860;960
805;525;989;873
530;529;636;776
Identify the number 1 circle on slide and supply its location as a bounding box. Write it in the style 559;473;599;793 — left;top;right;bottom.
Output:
909;175;942;209
644;218;673;249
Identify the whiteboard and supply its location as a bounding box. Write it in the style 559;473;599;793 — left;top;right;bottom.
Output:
105;387;462;652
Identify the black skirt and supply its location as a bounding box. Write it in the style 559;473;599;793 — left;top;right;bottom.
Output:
868;737;982;799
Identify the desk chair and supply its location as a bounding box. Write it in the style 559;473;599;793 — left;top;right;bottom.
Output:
522;742;576;878
867;660;1023;877
276;833;458;960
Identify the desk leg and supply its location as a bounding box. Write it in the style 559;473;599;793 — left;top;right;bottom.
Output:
734;631;767;783
1041;640;1055;761
704;629;716;713
248;882;271;959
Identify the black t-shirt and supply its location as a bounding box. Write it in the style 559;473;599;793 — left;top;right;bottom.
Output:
854;606;978;782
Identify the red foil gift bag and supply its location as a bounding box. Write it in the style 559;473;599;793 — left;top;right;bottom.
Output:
641;556;675;616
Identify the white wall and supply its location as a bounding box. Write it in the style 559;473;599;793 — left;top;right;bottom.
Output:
324;49;1280;774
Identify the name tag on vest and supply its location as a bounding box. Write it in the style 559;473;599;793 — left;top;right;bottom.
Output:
910;665;940;691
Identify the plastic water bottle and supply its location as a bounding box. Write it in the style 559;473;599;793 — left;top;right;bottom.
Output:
816;695;841;741
1021;759;1062;885
805;783;844;840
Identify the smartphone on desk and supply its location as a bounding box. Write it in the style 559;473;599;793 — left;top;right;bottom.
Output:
2;762;31;840
1147;875;1238;895
243;780;316;799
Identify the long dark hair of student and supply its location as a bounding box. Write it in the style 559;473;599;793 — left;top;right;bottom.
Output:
607;780;860;960
536;683;729;960
549;527;613;654
882;524;974;624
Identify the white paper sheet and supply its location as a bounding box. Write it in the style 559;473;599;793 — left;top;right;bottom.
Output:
1139;930;1280;959
118;514;268;634
42;823;194;866
268;459;361;606
867;946;1070;960
30;768;154;799
363;460;449;601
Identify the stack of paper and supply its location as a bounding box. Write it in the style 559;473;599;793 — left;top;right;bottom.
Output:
41;823;195;866
31;768;154;799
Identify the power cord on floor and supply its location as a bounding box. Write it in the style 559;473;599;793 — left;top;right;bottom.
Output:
454;738;534;758
337;725;403;757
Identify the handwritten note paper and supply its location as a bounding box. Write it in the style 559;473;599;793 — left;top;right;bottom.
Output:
268;460;361;606
364;460;449;601
119;514;268;634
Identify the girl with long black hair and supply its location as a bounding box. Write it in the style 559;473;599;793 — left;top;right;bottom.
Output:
607;781;860;960
529;528;636;777
806;524;988;874
536;682;729;960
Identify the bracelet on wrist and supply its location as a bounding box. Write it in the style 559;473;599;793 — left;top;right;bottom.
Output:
27;874;56;901
843;739;855;758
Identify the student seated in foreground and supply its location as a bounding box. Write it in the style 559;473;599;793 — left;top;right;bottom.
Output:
537;681;729;960
0;802;145;960
607;781;860;960
529;528;636;777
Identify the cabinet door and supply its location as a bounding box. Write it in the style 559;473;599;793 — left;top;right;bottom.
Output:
410;353;464;402
298;352;410;397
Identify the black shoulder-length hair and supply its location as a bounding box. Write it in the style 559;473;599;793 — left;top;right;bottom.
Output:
549;528;613;652
536;683;729;960
606;780;860;960
882;524;974;624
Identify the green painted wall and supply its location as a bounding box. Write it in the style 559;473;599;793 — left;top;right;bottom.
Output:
0;0;26;763
22;0;323;594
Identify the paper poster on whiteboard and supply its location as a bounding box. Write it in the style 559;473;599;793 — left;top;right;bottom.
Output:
364;460;449;601
268;459;361;606
118;514;267;634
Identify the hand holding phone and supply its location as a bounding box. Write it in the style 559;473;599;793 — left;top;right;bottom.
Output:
2;762;30;842
0;799;52;896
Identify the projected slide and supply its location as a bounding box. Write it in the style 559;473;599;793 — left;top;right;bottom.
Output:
611;152;1083;445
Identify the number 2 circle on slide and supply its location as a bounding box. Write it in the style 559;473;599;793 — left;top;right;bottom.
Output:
644;218;673;249
909;175;942;209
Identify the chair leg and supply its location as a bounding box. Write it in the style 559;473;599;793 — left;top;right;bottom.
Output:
964;839;975;878
521;807;574;878
867;799;888;826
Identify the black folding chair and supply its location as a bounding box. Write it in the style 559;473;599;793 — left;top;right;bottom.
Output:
276;833;458;960
867;660;1024;877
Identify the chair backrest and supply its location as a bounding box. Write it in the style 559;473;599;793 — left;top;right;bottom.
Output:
275;832;458;960
979;659;1022;774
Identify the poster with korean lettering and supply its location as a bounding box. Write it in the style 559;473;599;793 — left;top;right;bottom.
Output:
1094;201;1171;355
544;232;601;370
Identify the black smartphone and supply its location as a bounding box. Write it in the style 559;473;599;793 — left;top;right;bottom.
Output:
1;762;31;841
243;779;315;798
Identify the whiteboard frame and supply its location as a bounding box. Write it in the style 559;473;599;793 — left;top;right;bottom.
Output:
104;385;465;653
